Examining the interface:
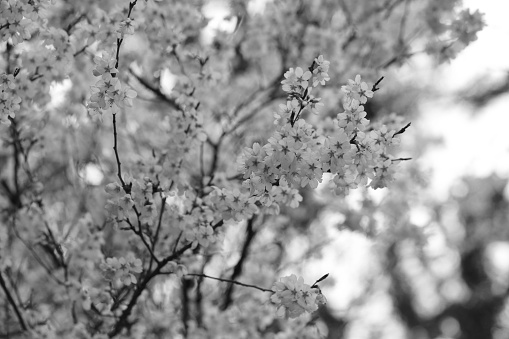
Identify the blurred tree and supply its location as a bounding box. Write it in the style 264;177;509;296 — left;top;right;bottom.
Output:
0;0;487;338
387;175;509;339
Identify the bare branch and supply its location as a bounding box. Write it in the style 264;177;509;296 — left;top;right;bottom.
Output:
187;273;272;293
392;122;411;137
0;272;28;331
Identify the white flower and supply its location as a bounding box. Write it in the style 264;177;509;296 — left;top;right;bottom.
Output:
271;274;322;318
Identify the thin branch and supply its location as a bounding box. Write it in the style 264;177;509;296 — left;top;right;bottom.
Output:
397;0;410;47
0;272;28;331
114;1;138;73
112;113;126;188
108;242;193;337
392;122;411;137
392;157;412;162
172;231;183;255
124;218;160;265
199;142;205;179
311;273;329;288
152;196;167;251
194;254;211;327
372;76;385;92
226;91;283;136
7;117;22;208
207;139;220;178
73;45;89;57
10;216;65;285
181;278;191;337
128;68;182;112
187;273;272;293
65;13;86;35
221;217;257;310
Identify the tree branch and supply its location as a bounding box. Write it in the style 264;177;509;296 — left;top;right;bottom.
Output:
0;272;28;331
393;122;411;137
221;216;257;310
188;273;272;293
112;113;126;188
108;242;193;337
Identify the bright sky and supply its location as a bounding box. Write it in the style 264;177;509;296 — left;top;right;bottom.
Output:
419;0;509;199
303;0;509;327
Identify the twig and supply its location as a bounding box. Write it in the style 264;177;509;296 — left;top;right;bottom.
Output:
128;68;182;112
172;231;183;255
73;45;89;57
372;76;384;92
124;218;160;265
392;122;411;137
187;273;272;293
221;217;257;310
114;0;138;74
8;117;22;208
311;273;329;288
0;272;28;331
152;196;167;251
112;113;126;188
397;0;410;46
181;278;191;337
65;13;86;34
392;157;412;162
108;242;193;337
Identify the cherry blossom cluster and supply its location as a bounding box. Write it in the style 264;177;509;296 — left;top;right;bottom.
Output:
117;18;136;38
0;0;40;45
241;56;406;205
451;9;485;45
87;51;137;116
162;103;208;165
1;26;76;123
424;1;485;62
80;282;108;313
0;73;21;123
100;253;143;286
168;194;219;249
271;274;326;318
331;74;401;192
105;179;155;226
208;187;259;222
141;2;205;51
341;74;374;109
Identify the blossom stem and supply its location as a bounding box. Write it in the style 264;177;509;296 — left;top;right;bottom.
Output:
112;113;126;188
114;0;137;74
187;273;272;293
372;76;385;92
393;122;411;137
221;216;258;309
0;272;28;331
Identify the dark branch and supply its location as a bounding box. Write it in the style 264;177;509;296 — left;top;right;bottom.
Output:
112;113;126;188
221;217;257;310
392;157;412;162
393;122;411;137
187;273;272;293
113;0;138;75
128;68;182;112
372;76;385;92
311;273;329;288
0;272;28;331
108;242;193;337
